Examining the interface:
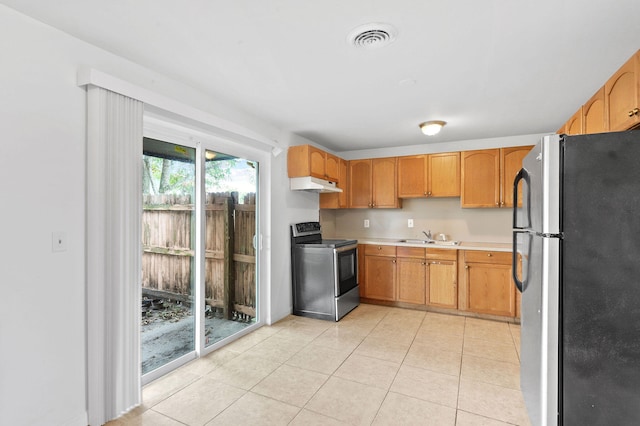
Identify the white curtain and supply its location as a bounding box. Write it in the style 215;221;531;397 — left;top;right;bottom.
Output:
86;86;143;425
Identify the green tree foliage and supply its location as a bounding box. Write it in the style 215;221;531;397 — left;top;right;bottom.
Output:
143;155;246;196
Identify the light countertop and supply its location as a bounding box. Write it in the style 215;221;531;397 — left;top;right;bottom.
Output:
344;237;512;252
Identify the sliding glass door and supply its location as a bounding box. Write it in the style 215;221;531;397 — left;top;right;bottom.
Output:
140;135;260;380
141;138;196;375
203;150;257;347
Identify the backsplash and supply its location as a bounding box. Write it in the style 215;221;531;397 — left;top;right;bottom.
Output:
320;197;512;243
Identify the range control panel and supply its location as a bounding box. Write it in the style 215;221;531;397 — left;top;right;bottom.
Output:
291;222;321;237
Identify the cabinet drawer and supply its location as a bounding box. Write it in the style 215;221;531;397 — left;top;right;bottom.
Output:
397;246;425;258
426;248;457;261
465;250;511;264
364;245;396;257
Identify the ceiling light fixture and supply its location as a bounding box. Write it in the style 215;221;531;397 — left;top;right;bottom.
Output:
419;120;447;136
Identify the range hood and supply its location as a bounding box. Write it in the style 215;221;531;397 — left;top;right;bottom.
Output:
290;176;342;193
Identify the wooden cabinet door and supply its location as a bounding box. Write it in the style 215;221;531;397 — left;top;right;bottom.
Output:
397;155;427;198
288;144;344;182
397;257;426;304
427;260;457;309
466;262;514;316
372;157;399;208
583;87;607;134
428;152;460;197
461;149;500;208
605;50;640;131
349;159;372;208
320;158;349;209
501;146;533;208
364;256;396;301
564;108;584;135
325;152;340;182
358;244;366;296
337;159;348;208
308;146;326;179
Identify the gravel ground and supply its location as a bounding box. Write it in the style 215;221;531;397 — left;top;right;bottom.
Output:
141;300;253;374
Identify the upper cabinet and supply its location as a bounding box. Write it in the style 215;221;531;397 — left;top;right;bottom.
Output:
397;152;460;198
561;107;584;135
502;146;533;208
287;144;341;182
605;50;640;131
397;155;426;198
349;157;401;208
461;146;533;208
429;152;461;197
289;144;532;211
583;88;606;134
461;149;500;208
320;158;349;209
558;49;640;135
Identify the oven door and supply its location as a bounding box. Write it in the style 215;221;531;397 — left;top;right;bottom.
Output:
334;244;358;296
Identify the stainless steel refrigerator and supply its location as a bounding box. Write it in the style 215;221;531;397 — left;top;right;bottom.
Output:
513;132;640;426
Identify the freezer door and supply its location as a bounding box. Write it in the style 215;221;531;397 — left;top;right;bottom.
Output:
520;233;560;426
522;135;561;235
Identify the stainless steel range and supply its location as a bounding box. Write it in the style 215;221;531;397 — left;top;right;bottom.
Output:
290;222;359;321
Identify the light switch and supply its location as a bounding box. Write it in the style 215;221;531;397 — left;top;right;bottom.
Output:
364;219;370;228
52;232;67;252
408;219;414;228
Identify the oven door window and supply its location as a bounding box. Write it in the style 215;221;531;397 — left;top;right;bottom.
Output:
336;248;358;295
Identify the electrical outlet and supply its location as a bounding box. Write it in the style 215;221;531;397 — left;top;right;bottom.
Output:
408;219;414;228
52;231;67;252
364;219;370;228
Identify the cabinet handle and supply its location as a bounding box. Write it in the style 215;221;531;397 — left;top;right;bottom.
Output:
377;246;382;250
392;259;396;263
372;203;376;207
465;265;469;269
487;253;492;257
427;191;432;196
422;262;426;265
630;108;640;117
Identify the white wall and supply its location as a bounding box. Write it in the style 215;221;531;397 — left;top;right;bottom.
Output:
0;5;311;425
323;198;513;243
266;133;321;323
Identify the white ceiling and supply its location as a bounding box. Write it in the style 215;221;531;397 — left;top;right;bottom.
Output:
3;0;640;152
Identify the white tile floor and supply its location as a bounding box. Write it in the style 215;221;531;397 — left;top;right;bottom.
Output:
109;304;531;426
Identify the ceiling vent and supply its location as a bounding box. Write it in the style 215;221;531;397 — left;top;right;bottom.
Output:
347;23;397;49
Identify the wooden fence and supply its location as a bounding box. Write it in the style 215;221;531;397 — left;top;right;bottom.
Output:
142;192;256;320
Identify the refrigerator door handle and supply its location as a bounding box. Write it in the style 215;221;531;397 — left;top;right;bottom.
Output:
513;168;530;230
512;230;528;293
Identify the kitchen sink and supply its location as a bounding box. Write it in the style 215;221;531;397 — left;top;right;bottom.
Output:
398;239;460;246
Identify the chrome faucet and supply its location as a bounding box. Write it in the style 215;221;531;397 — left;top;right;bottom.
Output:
422;230;432;241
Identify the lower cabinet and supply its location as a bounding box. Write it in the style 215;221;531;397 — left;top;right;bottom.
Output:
357;244;366;294
426;249;458;309
396;247;426;304
361;244;517;319
365;245;458;310
363;245;396;301
460;250;516;317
